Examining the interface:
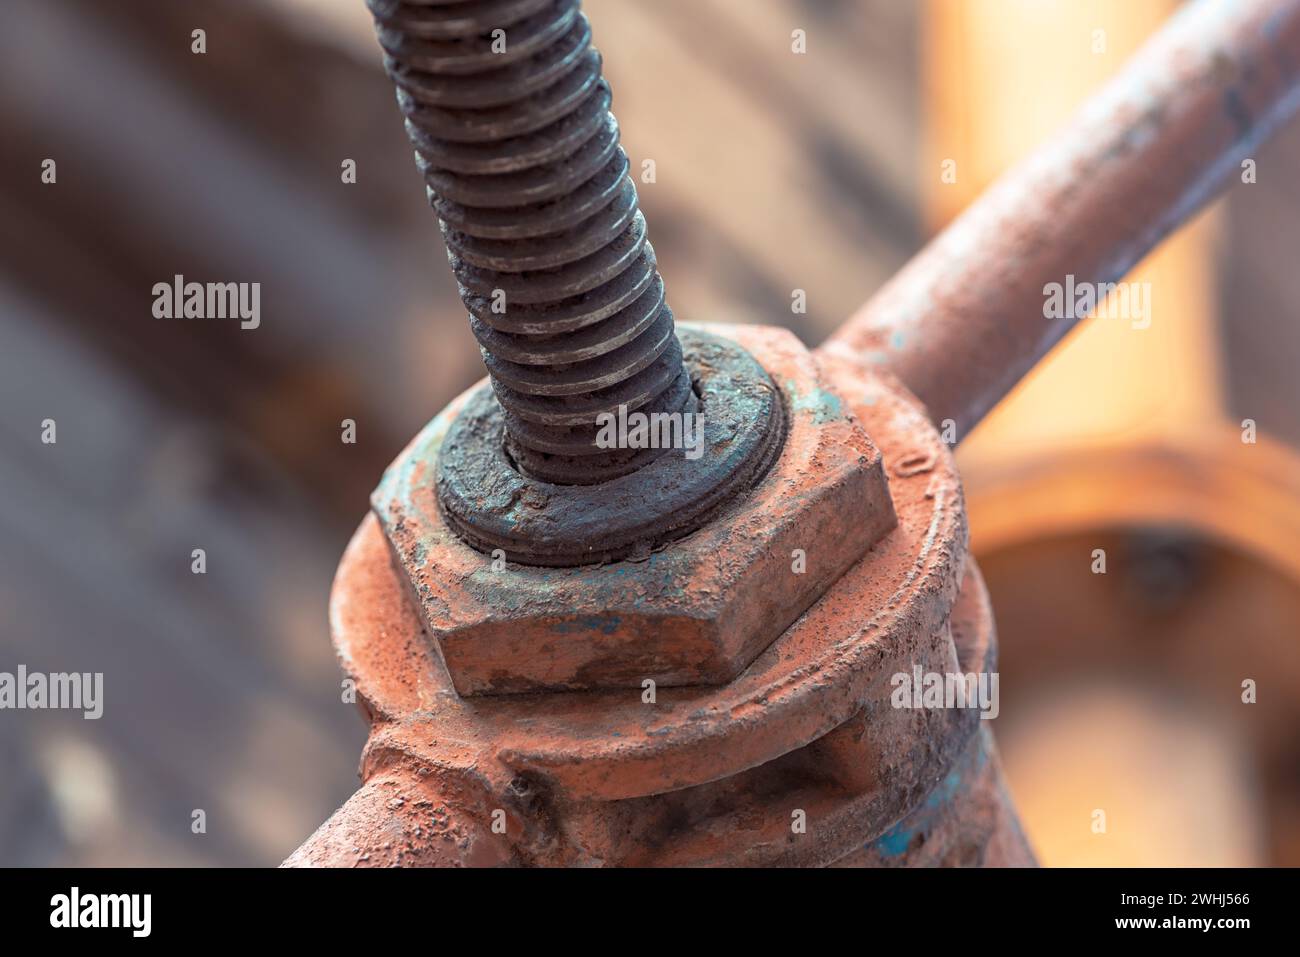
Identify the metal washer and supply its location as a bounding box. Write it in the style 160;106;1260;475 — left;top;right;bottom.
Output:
436;328;787;567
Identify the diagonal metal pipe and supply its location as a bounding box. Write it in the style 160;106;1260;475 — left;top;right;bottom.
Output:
821;0;1300;440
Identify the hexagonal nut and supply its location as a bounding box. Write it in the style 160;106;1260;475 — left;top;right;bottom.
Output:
371;323;897;695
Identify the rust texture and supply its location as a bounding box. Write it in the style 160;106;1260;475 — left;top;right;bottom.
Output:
369;0;692;485
288;341;1036;865
376;325;894;695
285;0;1300;867
823;0;1300;438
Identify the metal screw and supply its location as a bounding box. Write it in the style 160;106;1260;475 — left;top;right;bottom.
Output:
369;0;691;485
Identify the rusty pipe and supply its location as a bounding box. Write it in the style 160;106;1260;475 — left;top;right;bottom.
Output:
820;0;1300;439
284;765;516;867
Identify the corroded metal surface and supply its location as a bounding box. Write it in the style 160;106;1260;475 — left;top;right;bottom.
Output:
281;768;515;868
831;727;1035;867
370;0;692;484
287;0;1300;867
287;342;1007;865
433;328;788;567
374;324;894;694
824;0;1300;437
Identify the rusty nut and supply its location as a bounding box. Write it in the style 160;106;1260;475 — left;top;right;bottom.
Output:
371;323;897;695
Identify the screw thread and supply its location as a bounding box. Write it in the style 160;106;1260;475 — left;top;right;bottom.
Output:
370;0;692;485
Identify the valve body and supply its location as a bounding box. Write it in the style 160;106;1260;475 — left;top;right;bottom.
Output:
286;325;1035;867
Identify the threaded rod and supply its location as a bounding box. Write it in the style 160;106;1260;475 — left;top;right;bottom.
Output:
369;0;692;485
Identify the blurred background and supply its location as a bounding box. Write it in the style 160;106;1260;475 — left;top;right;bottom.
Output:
0;0;1297;866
